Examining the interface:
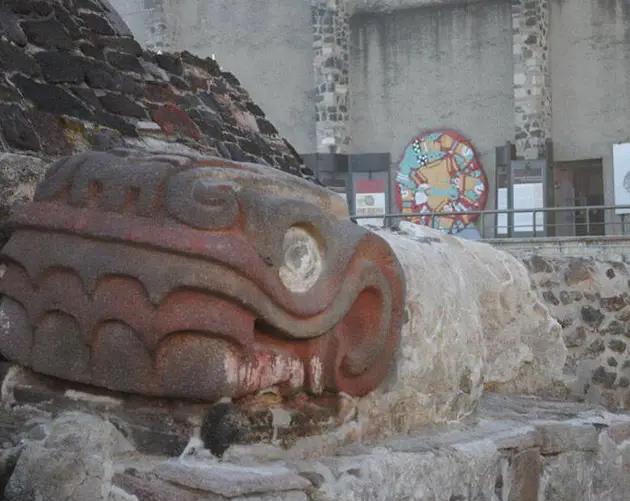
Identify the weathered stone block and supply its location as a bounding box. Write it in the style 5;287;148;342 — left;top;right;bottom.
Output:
542;290;559;305
144;81;178;103
75;0;107;10
93;35;142;56
0;10;28;46
34;50;86;83
503;448;541;501
224;142;247;161
584;338;605;357
78;12;116;35
0;105;40;152
12;75;92;120
21;18;73;50
591;366;617;389
535;420;600;455
3;0;53;15
26;109;74;156
188;109;224;139
106;51;145;73
0;85;21;103
246;102;266;118
99;92;148;118
53;4;83;38
315;442;499;501
564;326;587;348
601;295;627;312
607;416;630;444
0;153;47;224
80;41;105;60
84;58;119;89
115;469;310;501
71;86;103;111
170;75;191;90
565;259;594;285
114;470;224;501
0;40;40;76
602;320;628;336
4;412;130;501
580;305;604;328
152;105;202;139
199;92;220;111
92;111;137;137
180;51;221;76
155;52;184;75
154;462;311;498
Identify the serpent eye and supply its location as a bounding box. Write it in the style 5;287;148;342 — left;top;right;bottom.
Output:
279;226;323;293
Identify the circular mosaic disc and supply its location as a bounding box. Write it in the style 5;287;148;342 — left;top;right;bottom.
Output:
394;130;488;234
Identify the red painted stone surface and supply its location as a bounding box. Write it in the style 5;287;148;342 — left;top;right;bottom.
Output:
0;150;405;401
152;104;201;139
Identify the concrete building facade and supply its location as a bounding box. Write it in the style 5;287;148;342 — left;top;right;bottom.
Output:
111;0;630;236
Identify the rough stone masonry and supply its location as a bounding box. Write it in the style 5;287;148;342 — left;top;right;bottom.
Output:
521;252;630;412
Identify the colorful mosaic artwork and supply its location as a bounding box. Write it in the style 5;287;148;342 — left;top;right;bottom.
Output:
394;130;488;234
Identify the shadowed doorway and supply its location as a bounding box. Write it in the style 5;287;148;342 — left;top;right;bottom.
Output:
553;159;604;237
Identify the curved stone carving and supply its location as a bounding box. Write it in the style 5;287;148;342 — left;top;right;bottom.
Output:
0;150;405;401
357;222;567;436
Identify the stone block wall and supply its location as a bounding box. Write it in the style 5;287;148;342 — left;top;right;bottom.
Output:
4;378;630;501
511;0;551;160
0;0;313;181
312;0;351;154
523;254;630;411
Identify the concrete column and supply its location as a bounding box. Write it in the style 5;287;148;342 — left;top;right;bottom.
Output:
511;0;551;160
311;0;350;154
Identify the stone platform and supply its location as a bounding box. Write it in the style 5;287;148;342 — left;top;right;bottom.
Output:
0;365;628;501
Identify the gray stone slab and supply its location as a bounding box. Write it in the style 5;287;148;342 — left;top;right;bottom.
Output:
154;461;311;498
532;419;600;455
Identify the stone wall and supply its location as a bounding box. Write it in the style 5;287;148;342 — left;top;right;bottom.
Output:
312;0;351;154
0;0;311;179
491;236;630;262
521;253;630;411
512;0;551;159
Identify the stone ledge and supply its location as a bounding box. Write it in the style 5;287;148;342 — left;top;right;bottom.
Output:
153;462;312;498
0;389;629;500
0;365;354;458
487;235;630;248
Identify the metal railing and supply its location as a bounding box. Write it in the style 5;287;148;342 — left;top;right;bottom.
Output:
349;204;630;238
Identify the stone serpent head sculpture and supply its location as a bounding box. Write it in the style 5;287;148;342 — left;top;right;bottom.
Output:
0;150;405;402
